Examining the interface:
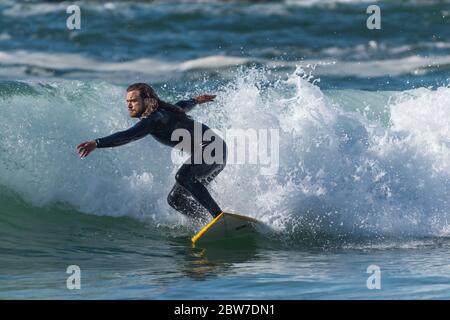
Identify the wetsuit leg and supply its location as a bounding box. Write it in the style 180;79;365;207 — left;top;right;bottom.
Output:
167;133;227;219
167;159;226;218
167;183;209;218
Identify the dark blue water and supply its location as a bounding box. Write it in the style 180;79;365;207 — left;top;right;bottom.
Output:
1;0;449;89
0;0;450;299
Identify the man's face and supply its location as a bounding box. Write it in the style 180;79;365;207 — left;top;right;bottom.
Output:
126;90;145;118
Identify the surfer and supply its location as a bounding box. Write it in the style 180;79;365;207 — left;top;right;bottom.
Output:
76;83;227;219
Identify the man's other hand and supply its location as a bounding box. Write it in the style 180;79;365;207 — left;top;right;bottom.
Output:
76;140;97;158
195;95;216;104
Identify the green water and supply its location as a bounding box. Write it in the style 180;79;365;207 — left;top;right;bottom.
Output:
2;189;450;299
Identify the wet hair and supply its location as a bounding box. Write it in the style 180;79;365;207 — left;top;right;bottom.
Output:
126;83;184;117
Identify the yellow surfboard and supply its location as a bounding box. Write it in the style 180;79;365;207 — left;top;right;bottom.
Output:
191;212;261;246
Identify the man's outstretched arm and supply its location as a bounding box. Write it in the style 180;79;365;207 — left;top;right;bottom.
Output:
76;119;151;158
175;95;216;112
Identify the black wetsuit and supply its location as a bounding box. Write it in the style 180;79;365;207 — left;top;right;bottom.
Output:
95;99;227;218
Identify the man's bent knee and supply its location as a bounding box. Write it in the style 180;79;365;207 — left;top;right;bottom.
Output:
175;170;196;191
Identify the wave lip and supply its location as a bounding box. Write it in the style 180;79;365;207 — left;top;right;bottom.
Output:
2;2;68;17
0;50;251;76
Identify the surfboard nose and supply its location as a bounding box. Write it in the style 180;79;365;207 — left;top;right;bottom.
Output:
191;212;260;246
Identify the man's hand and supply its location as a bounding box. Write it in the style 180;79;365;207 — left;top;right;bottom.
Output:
76;140;97;158
195;95;216;104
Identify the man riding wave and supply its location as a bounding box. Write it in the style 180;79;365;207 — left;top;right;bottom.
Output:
77;83;227;219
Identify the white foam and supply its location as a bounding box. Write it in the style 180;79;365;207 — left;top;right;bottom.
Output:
312;41;450;59
3;2;67;17
1;50;448;79
179;56;249;71
206;67;450;237
0;50;248;75
0;32;11;41
390;86;450;174
276;55;450;77
284;0;377;6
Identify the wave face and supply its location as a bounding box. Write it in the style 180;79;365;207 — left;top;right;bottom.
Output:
0;67;449;240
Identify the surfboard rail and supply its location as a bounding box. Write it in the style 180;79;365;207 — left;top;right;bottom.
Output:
191;212;224;245
191;212;260;246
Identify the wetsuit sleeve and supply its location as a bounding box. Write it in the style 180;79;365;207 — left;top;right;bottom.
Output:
95;119;153;148
175;99;198;112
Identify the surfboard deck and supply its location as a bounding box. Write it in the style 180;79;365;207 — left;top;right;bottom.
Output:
191;212;261;246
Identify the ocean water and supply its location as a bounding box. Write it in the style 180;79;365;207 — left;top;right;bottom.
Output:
0;0;450;299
